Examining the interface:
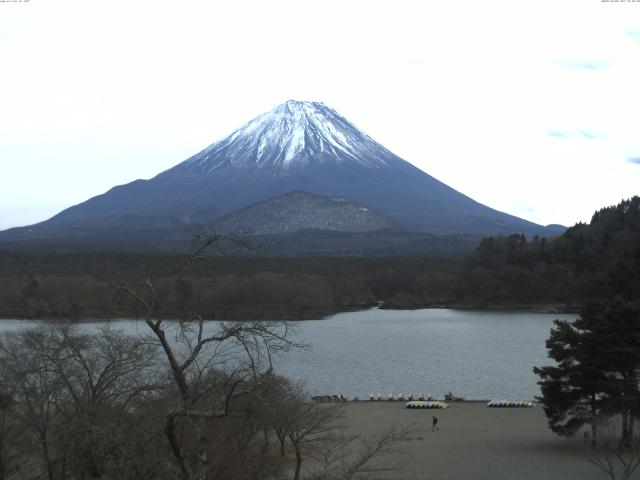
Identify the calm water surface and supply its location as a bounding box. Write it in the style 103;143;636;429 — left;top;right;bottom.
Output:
0;308;577;400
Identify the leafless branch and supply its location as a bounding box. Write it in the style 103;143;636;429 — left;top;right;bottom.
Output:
585;421;640;480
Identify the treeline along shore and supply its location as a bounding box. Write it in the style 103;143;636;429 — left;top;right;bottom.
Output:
0;254;460;320
1;197;638;320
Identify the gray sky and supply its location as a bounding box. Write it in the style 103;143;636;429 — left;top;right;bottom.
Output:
1;0;639;230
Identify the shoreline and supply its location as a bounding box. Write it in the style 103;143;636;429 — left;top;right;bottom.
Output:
380;302;582;314
0;302;582;322
0;304;367;322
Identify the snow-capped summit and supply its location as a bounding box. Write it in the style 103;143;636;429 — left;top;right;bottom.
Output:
174;100;404;174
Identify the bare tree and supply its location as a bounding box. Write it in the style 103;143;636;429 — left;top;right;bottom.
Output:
308;426;416;480
45;323;159;411
260;374;297;457
49;323;159;478
586;420;640;480
0;323;165;480
0;389;21;480
115;231;302;480
284;386;344;480
0;328;67;480
278;383;415;480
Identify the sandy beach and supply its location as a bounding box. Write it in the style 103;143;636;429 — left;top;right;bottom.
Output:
336;401;602;480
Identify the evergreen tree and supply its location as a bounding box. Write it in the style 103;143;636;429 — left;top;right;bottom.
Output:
535;299;640;445
585;299;640;446
534;316;609;445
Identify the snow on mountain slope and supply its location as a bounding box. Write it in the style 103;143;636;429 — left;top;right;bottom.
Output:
173;100;404;174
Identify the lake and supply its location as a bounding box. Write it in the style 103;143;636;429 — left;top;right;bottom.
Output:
0;308;576;400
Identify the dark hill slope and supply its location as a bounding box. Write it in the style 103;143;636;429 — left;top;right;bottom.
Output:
213;191;396;235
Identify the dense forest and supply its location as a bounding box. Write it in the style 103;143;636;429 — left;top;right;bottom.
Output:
0;253;460;319
456;196;640;308
0;197;638;319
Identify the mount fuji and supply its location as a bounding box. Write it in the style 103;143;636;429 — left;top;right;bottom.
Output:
0;100;564;253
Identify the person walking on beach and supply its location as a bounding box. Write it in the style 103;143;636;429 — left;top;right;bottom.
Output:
432;415;439;432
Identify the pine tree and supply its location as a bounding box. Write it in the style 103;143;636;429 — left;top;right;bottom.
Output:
534;299;640;445
534;316;609;445
585;299;640;446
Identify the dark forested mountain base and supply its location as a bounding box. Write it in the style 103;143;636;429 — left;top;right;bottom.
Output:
1;197;637;320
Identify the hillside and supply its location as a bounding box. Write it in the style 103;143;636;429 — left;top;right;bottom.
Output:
454;196;640;307
213;191;396;234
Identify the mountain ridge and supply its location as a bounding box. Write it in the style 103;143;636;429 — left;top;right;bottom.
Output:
0;100;565;252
